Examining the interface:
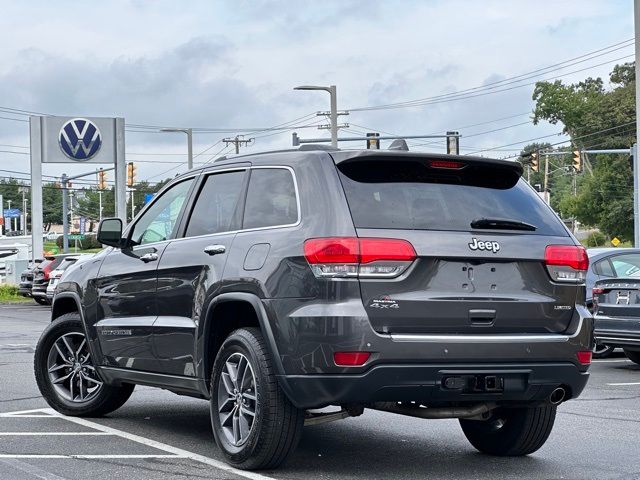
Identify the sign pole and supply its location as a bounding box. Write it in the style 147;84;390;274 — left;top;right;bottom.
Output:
29;116;44;261
115;117;127;224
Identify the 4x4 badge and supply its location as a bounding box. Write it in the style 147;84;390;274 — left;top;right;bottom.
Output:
468;238;500;253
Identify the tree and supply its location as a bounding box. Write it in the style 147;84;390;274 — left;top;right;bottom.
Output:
531;62;636;238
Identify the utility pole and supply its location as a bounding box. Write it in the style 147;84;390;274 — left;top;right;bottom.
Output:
21;189;27;236
543;152;550;204
61;175;69;252
223;135;253;154
129;189;136;221
98;191;103;222
635;0;640;246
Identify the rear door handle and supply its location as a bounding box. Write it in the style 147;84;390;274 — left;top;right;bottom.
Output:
140;252;159;263
204;245;226;256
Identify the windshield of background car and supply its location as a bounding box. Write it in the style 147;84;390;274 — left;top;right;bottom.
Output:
336;158;568;236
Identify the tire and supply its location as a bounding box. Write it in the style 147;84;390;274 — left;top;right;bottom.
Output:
460;404;556;456
34;296;50;306
593;342;615;359
623;349;640;365
210;327;304;470
34;313;135;417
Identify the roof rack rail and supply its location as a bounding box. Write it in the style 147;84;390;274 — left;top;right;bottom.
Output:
298;144;340;151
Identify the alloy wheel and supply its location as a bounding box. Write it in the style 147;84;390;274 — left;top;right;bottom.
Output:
46;332;103;403
217;352;257;446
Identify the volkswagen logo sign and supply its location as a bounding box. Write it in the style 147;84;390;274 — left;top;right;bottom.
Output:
59;118;102;161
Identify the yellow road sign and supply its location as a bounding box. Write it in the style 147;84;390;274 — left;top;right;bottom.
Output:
611;237;621;247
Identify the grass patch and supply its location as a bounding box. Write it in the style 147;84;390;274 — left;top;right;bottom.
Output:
0;284;30;304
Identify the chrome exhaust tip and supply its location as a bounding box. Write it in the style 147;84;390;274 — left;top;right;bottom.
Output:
549;387;566;405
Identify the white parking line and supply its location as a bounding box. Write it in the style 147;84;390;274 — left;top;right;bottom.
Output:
607;382;640;386
593;359;632;363
0;408;277;480
0;432;113;436
0;454;184;459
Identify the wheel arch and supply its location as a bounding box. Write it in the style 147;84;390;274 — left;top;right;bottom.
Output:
201;293;287;393
51;293;83;322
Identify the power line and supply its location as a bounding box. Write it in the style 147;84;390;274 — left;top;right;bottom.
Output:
349;39;634;111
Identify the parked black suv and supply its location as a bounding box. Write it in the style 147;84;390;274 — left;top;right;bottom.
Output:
35;147;593;470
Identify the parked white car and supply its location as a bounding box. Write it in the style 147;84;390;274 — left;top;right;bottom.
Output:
45;254;93;301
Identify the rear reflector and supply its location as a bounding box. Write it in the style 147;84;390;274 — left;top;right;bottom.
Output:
333;351;371;367
304;237;416;278
576;350;592;365
428;160;465;169
544;245;588;283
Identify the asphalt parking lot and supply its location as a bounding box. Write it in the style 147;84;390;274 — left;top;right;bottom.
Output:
1;303;640;480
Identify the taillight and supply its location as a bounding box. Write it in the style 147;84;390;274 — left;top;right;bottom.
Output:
576;350;592;365
42;265;52;281
544;245;588;283
592;287;605;294
333;351;371;367
304;237;417;278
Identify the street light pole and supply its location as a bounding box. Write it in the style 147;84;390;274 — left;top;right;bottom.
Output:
294;85;338;147
160;128;193;169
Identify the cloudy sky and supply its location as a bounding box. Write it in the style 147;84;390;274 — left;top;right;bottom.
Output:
0;0;634;183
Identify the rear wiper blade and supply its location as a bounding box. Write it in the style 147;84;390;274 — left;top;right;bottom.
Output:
470;218;537;231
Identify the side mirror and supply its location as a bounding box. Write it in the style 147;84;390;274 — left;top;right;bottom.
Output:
97;218;124;248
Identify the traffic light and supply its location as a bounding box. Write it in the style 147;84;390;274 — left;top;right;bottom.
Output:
97;169;107;190
572;149;582;172
366;132;380;150
127;162;136;187
531;152;539;172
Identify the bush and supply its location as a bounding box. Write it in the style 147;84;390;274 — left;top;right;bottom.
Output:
0;284;24;302
55;233;102;250
585;231;607;247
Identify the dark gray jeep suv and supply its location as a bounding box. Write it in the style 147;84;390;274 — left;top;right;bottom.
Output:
35;147;593;470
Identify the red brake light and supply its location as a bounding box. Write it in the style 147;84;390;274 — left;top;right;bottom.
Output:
42;263;53;281
334;351;371;367
304;238;417;278
303;237;359;264
428;160;465;169
544;245;588;283
545;245;589;270
576;350;592;365
592;287;605;295
359;238;416;264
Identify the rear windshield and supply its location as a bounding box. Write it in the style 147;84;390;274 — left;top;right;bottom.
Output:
337;159;567;236
58;259;78;271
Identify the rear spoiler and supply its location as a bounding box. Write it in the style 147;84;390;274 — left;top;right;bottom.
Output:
329;150;523;177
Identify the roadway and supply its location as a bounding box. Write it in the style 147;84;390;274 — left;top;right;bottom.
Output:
1;303;639;480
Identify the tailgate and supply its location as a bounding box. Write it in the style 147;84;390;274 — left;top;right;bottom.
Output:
335;153;582;335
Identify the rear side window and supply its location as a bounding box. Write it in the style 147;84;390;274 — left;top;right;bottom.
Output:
337;158;567;236
593;259;615;277
242;168;298;229
610;254;640;277
185;170;245;237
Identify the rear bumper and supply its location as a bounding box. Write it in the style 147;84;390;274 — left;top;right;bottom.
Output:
31;285;48;297
595;314;640;348
280;362;589;409
265;299;593;409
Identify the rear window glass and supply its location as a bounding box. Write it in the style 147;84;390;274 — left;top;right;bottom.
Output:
337;159;567;236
